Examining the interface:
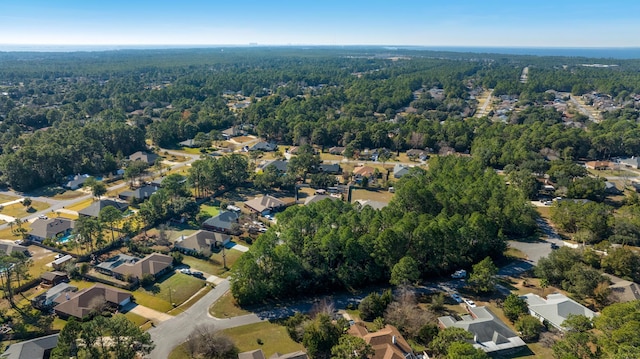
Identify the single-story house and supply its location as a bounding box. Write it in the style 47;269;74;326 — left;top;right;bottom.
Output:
521;293;597;331
354;199;389;211
393;164;411;178
222;126;244;139
202;211;240;234
118;185;159;201
238;349;309;359
95;254;138;276
585;161;611;170
257;160;288;173
128;151;159;165
29;218;75;242
31;282;78;310
352;166;376;181
0;241;30;256
1;333;59;359
78;199;128;218
438;306;526;354
53;284;132;319
304;194;339;206
40;271;69;287
112;253;173;281
244;195;286;215
348;323;415;359
328;146;345;155
174;230;231;257
604;181;622;195
52;255;73;270
178;138;198;148
605;274;640;303
406;149;429;161
64;174;91;190
249;141;277;152
619;157;640;169
317;163;341;174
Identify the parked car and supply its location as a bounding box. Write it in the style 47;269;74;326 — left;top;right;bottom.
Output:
54;253;64;260
451;269;467;279
463;298;477;308
550;243;560;249
191;271;205;278
179;268;191;275
451;293;462;303
38;215;48;220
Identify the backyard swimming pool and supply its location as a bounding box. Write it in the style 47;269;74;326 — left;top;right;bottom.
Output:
58;233;74;244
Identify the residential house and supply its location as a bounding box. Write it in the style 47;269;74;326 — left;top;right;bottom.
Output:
257;160;288;173
244;195;286;215
585;161;611;170
328;146;345;155
118;185;158;201
619;157;640;169
52;255;73;270
31;282;78;310
249;141;277;152
64;174;91;190
304;194;339;206
354;199;388;210
352;166;376;182
78;199;128;218
174;230;231;257
393;164;411;178
222;126;244;139
53;284;132;319
112;253;173;281
521;293;597;331
406;149;429;161
604;181;622;195
238;349;308;359
128;151;159;165
438;306;526;354
317;163;341;174
0;242;30;256
178;138;198;148
95;254;139;276
348;323;416;359
202;211;240;234
1;333;59;359
40;271;69;287
29;218;74;242
605;274;640;303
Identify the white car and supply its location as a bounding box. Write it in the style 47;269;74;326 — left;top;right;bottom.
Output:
179;268;191;275
451;293;462;303
38;215;48;220
54;253;64;260
451;269;467;279
463;298;477;308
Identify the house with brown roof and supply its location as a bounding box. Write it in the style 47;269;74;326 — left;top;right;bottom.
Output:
585;161;611;170
40;271;69;287
353;166;376;183
244;195;286;215
53;284;132;319
347;323;416;359
328;146;346;155
174;230;231;257
605;274;640;303
128;151;159;165
29;218;75;242
111;253;173;281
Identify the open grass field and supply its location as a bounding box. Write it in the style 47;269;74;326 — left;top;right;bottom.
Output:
51;190;85;200
222;321;305;356
181;250;243;277
65;198;94;212
209;291;250;318
0;194;19;203
135;272;205;311
0;200;50;218
350;188;395;203
168;285;213;316
124;311;150;327
0;225;22;240
199;204;220;217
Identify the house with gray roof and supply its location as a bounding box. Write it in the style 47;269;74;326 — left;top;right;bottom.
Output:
317;163;341;174
604;181;621;195
95;254;138;276
304;194;339;206
29;218;75;242
31;282;78;310
1;333;59;359
128;151;159;165
438;306;526;354
118;185;159;201
244;195;287;215
64;174;90;190
0;241;30;256
202;211;240;234
257;160;288;173
174;230;231;257
178;138;198;148
222;126;244;139
393;164;411;178
522;293;597;331
249;141;277;152
605;274;640;303
78;199;128;218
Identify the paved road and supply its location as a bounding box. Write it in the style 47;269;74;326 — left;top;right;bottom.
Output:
569;95;599;122
475;89;493;118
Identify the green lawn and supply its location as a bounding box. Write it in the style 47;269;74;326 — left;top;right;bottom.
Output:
0;200;50;218
199;204;220;217
182;250;243;277
0;194;19;203
222;321;305;356
124;312;150;327
168;285;213;316
209;292;250;318
135;272;205;311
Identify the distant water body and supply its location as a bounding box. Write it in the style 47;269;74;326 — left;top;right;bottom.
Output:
1;44;640;59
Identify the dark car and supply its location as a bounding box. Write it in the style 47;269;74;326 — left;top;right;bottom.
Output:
550;243;560;249
191;271;205;278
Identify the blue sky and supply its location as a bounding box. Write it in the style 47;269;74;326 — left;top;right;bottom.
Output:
1;0;639;47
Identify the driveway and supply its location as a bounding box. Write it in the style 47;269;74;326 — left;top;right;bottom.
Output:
123;303;173;323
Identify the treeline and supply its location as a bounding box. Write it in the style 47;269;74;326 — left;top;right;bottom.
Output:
231;157;537;304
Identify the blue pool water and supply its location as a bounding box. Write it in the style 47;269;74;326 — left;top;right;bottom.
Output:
58;234;74;243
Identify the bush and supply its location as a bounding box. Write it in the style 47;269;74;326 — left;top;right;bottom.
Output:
515;315;544;342
502;293;529;323
140;274;155;287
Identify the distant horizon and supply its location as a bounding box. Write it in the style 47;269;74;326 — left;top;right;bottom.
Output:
2;44;640;59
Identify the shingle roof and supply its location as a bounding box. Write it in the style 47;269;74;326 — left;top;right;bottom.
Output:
1;333;59;359
347;324;413;359
304;195;339;206
119;185;158;200
29;218;74;239
174;230;230;254
128;151;159;164
40;271;68;282
112;253;173;279
238;349;267;359
244;195;286;213
78;199;128;218
522;293;597;330
0;242;29;255
202;211;239;231
53;284;131;319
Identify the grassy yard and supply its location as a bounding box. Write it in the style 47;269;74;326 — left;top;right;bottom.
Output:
350;188;395;203
199;204;220;217
0;200;50;218
65;198;94;212
182;250;243;277
168;285;213;315
222;321;304;356
51;190;85;200
135;272;205;311
124;312;150;327
0;194;19;203
209;292;250;318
